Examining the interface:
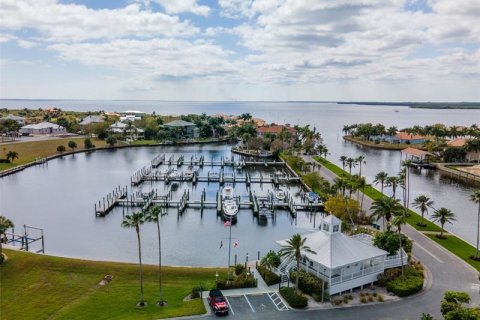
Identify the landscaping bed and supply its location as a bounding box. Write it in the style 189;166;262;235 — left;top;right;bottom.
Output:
257;265;280;286
279;287;308;309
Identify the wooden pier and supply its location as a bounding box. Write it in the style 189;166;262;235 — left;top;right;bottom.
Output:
95;185;128;216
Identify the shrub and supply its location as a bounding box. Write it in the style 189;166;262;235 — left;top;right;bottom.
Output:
360;297;368;303
374;231;413;255
56;145;66;153
378;268;402;287
257;265;280;286
377;294;384;302
290;269;327;296
368;295;374;302
235;264;245;275
0;159;11;163
332;298;342;306
342;295;349;304
190;286;201;299
372;292;378;297
215;273;256;290
386;275;423;297
279;287;308;309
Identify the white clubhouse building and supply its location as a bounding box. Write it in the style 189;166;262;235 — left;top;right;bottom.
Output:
276;215;406;295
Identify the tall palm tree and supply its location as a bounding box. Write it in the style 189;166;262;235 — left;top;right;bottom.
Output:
346;157;356;174
0;216;14;264
370;196;404;230
470;190;480;259
279;234;316;295
260;250;280;271
374;172;389;194
386;176;400;199
121;212;147;307
339;156;347;171
412;195;434;227
431;208;456;238
333;177;347;196
356;155;366;176
391;212;407;277
145;205;167;306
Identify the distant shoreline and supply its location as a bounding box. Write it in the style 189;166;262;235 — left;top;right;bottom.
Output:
337;101;480;109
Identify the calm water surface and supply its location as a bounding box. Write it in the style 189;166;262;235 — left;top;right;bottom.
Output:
1;100;479;265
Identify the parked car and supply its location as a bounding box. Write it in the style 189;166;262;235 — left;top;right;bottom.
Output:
208;289;229;316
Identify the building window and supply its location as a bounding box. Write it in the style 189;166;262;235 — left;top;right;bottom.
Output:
323;223;329;231
333;225;339;232
309;261;314;268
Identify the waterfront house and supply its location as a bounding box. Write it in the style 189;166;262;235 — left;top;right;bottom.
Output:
276;215;406;295
109;121;144;140
120;110;145;122
256;124;297;137
163;119;199;139
447;138;480;163
20;122;66;135
1;114;25;125
79;115;104;126
394;132;428;144
401;147;435;163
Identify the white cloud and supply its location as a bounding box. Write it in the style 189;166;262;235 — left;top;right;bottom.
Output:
0;0;197;42
152;0;210;16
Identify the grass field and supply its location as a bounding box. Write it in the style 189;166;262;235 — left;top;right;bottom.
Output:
0;138;116;171
426;234;480;272
1;249;224;320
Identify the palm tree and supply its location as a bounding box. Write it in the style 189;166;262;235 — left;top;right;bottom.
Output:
431;208;456;238
260;250;280;271
121;212;147;307
386;176;400;199
333;177;347;196
279;234;316;295
356;155;366;176
6;151;18;163
145;205;167;306
346;157;356;174
339;156;347;171
370;196;404;230
0;216;14;264
391;212;407;277
374;172;389;194
470;190;480;259
412;195;434;227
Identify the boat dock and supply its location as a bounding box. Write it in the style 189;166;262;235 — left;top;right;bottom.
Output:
94;152;324;219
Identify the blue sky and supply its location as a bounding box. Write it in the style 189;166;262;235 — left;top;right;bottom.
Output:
1;0;479;101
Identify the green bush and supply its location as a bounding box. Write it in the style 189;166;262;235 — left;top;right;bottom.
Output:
257;265;280;286
290;269;327;296
215;273;256;290
190;286;201;299
235;264;245;275
279;287;308;309
386;275;423;297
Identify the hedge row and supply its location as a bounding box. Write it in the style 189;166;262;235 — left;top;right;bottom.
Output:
290;269;327;297
215;273;257;290
386;275;423;297
279;287;308;309
257;265;280;286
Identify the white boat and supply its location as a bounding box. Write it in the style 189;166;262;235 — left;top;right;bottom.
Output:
168;169;179;179
222;186;234;200
274;188;286;201
223;199;238;219
184;165;194;180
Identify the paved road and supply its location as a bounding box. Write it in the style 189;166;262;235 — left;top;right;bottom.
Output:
191;156;480;319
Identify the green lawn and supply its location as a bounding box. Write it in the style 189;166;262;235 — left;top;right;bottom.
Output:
426;234;480;272
1;249;224;320
0;138;118;172
313;156;441;232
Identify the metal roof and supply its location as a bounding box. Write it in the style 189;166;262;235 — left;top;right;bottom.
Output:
164;119;196;127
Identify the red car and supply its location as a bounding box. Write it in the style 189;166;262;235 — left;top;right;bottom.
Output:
208;289;229;316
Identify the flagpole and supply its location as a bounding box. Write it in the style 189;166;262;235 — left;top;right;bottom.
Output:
227;219;232;282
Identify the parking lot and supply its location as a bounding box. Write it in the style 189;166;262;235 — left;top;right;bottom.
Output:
224;292;288;317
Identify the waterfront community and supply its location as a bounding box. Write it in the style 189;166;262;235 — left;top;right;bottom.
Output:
1;105;480;319
2;0;480;319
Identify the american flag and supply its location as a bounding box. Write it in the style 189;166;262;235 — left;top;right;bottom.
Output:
224;220;231;227
233;241;239;248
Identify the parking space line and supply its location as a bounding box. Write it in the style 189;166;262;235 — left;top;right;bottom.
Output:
225;297;234;316
268;292;289;311
243;294;256;313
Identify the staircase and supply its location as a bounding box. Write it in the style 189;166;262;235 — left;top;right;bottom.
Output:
276;259;296;286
